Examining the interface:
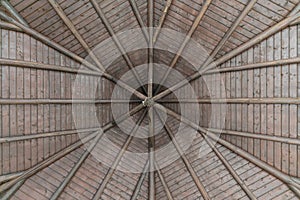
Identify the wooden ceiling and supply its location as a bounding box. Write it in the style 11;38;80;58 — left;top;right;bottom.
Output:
0;0;300;199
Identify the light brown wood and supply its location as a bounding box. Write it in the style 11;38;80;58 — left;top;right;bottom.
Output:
207;128;300;145
153;0;172;43
0;12;147;100
131;161;149;200
0;99;140;105
154;103;300;198
202;0;258;67
158;97;300;104
48;0;105;72
154;161;173;200
0;128;99;143
0;0;29;27
154;0;212;94
156;109;211;200
90;0;147;94
152;3;300;102
92;110;147;200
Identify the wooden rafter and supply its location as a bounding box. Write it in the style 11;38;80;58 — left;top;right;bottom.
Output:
50;130;106;200
201;3;300;72
0;12;100;72
0;128;99;144
0;58;100;76
128;0;149;42
155;110;210;200
90;0;147;94
0;21;22;31
0;99;140;105
201;136;257;199
204;57;300;74
0;12;147;100
201;0;258;68
154;161;173;200
154;103;300;198
48;0;106;72
154;0;212;94
0;180;25;199
131;161;149;200
92;110;147;200
0;104;144;194
0;131;98;193
0;172;23;185
151;3;300;102
0;0;29;27
158;97;300;105
153;0;173;44
207;128;300;146
147;0;155;199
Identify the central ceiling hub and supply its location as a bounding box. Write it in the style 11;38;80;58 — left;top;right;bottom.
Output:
142;97;154;107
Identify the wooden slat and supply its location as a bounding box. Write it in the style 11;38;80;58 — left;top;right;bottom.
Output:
207;128;300;146
0;99;140;105
156;110;210;200
154;161;173;200
0;0;29;27
131;161;149;200
92;111;147;200
154;0;212;94
90;0;146;94
202;0;257;66
158;97;300;104
154;103;300;197
0;128;99;143
0;12;147;100
152;3;300;102
153;0;172;43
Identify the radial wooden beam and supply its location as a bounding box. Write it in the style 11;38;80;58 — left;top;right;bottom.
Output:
0;128;99;144
50;130;106;200
0;0;29;27
154;161;173;200
0;104;144;194
158;97;300;105
0;20;22;32
92;110;147;200
207;128;300;146
131;161;149;200
153;0;172;44
0;99;140;105
0;171;23;184
0;180;25;199
201;3;300;72
204;56;300;74
154;0;212;94
201;0;257;67
47;0;106;72
128;0;149;42
0;12;147;100
0;12;100;72
155;110;210;200
89;0;147;94
154;103;300;197
147;0;156;199
0;58;100;76
152;3;300;102
0;131;98;193
201;136;257;199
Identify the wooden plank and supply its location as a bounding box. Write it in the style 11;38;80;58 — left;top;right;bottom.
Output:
152;4;300;102
0;0;29;27
266;34;274;167
155;103;300;197
289;25;298;176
